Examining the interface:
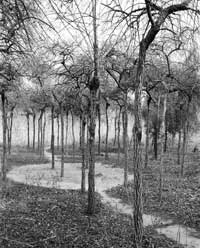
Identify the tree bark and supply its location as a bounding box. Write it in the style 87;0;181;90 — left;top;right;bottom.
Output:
1;91;7;181
87;0;99;215
32;112;36;150
105;102;109;160
37;116;40;151
65;111;69;154
87;88;98;214
159;94;167;201
180;99;190;176
123;95;128;187
117;106;122;165
60;104;64;177
164;119;168;152
97;102;101;155
38;109;44;157
144;97;151;168
7;108;14;155
51;106;55;169
79;115;82;150
177;130;182;165
133;57;144;248
81;112;86;193
57;114;60;151
26;113;30;149
113;111;117;146
40;111;43;158
71;110;75;162
181;124;187;176
42;112;46;158
153;96;160;160
85;116;89;169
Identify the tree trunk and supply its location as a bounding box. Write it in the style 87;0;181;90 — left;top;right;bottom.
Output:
81;112;86;193
57;115;60;151
37;116;40;151
105;102;109;160
40;112;43;158
65;111;69;154
181;124;187;176
7;109;14;155
32;113;36;150
79;115;82;150
164;120;168;152
71;110;75;162
159;94;167;201
51;106;55;169
85;116;89;169
144;97;151;168
153;96;160;160
132;41;146;248
38;110;44;157
153;128;158;160
26;113;30;149
60;104;64;177
180;99;190;176
1;92;7;181
123;95;128;188
42;112;46;158
97;91;101;155
177;130;182;165
87;88;98;214
117;106;122;165
113;111;117;146
87;0;99;215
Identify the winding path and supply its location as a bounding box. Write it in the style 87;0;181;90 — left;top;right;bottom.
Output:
7;150;200;248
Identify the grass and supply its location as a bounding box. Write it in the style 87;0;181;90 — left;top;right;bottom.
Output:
0;182;183;248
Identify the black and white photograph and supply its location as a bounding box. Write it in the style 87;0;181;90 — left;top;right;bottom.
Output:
0;0;200;247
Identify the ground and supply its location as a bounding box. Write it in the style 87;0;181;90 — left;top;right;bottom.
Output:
0;182;182;248
106;149;200;232
0;146;184;248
